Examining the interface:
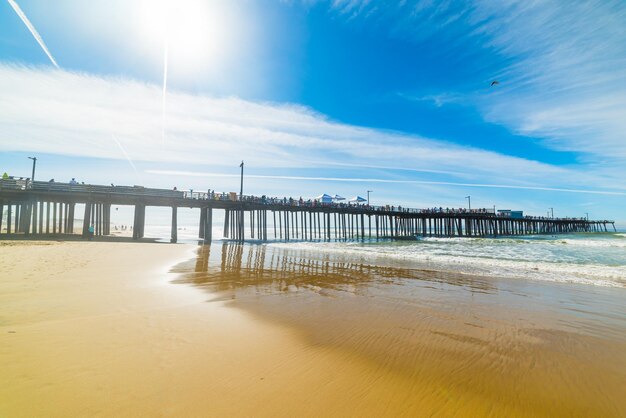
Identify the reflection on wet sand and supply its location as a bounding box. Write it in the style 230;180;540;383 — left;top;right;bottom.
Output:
177;241;498;294
173;242;626;417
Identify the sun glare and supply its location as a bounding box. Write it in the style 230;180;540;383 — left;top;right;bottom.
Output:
138;0;230;73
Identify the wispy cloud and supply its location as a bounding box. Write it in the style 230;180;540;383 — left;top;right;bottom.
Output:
475;1;626;160
397;92;464;108
323;1;626;162
6;0;59;68
0;64;625;216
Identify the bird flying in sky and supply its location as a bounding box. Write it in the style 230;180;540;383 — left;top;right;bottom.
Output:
490;80;500;86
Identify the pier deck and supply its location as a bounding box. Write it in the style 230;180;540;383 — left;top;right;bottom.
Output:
0;179;616;243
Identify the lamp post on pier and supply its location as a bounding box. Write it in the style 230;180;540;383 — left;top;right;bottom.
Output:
465;195;471;210
585;212;589;221
367;190;373;206
239;160;244;200
549;207;554;218
28;156;37;184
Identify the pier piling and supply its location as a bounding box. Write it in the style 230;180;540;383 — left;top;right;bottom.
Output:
0;180;615;243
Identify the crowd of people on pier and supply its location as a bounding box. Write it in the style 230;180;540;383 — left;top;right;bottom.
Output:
180;189;589;220
1;173;86;185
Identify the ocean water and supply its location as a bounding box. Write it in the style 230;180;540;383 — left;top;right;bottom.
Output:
268;233;626;288
123;203;624;288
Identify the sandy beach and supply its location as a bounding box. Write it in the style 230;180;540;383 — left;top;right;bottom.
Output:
3;0;626;415
0;240;447;417
1;240;625;417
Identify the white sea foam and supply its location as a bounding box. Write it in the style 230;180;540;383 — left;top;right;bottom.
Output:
558;238;626;248
269;238;626;288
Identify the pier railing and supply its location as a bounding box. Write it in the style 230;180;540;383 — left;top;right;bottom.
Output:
28;181;184;199
0;179;616;242
0;178;28;191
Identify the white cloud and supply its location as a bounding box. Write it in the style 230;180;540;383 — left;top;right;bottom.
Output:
397;92;465;108
0;63;624;201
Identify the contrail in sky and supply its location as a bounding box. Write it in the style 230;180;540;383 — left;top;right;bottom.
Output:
111;135;140;183
7;0;59;68
146;170;626;197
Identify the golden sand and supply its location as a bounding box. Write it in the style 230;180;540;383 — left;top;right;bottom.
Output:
1;241;625;417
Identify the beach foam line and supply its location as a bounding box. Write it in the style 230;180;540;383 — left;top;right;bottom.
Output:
557;238;626;248
268;241;626;288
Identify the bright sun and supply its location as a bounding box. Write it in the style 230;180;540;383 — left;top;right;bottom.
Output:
138;0;230;72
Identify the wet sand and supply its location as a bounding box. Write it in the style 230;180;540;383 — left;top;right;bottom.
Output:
174;242;626;417
2;241;625;417
0;240;474;417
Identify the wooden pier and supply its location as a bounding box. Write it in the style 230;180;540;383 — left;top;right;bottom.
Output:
0;179;616;243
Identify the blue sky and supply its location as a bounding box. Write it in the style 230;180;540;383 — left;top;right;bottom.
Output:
1;0;625;222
